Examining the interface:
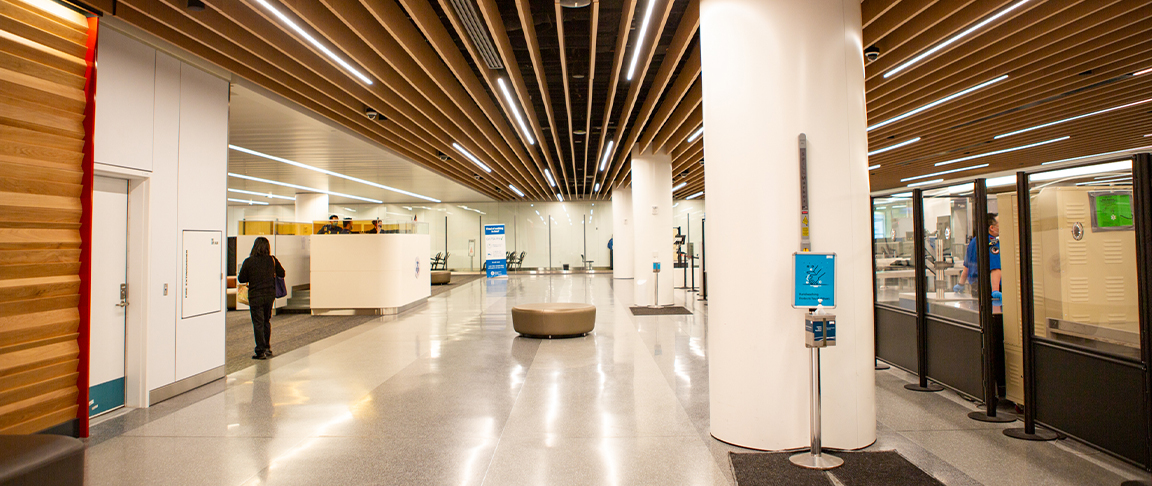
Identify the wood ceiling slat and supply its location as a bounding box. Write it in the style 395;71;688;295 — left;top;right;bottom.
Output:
512;0;570;196
636;42;699;154
862;0;938;51
405;0;552;198
862;0;903;30
276;0;521;198
671;135;699;160
865;0;1019;83
644;76;700;152
347;0;550;200
867;0;1141;116
550;2;578;192
117;2;505;199
581;0;600;189
476;0;563;200
651;89;701;153
597;0;684;192
865;0;974;55
589;0;636;199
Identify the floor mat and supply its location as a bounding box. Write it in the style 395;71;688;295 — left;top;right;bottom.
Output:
629;306;693;315
431;273;484;296
226;311;377;375
730;451;944;486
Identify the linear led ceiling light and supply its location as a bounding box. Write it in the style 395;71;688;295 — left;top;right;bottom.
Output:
868;164;881;170
600;140;614;171
228;173;383;203
901;163;989;182
229;145;439;202
868;75;1008;132
686;191;704;200
594;183;601;191
228;198;269;205
255;0;372;85
556;193;563;202
687;127;703;143
1135;67;1152;76
868;137;921;156
672;182;687;191
626;0;657;81
995;98;1152;139
508;184;525;197
884;0;1030;79
451;142;491;173
906;179;944;188
228;188;295;200
935;136;1069;166
545;169;557;187
1032;160;1132;181
498;78;535;145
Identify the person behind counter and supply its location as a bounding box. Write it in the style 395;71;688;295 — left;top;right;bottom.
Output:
317;214;347;234
237;236;286;360
366;219;382;234
954;213;1002;303
342;218;356;234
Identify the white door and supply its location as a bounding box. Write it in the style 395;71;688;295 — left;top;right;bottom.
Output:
90;176;128;416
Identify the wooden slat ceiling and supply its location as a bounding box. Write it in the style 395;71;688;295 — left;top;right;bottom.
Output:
83;0;1151;200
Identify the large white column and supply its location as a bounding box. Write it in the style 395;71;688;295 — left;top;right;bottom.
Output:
295;192;329;223
631;150;674;306
611;187;634;279
703;0;875;450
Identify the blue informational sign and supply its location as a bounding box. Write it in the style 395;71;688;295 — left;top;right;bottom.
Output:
793;252;836;308
484;224;507;278
653;262;661;272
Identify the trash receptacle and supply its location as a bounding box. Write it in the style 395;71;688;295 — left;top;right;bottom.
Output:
563;264;570;270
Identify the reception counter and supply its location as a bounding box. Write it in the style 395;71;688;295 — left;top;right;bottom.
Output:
310;234;431;315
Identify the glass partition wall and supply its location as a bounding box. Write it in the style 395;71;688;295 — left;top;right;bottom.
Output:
872;155;1152;467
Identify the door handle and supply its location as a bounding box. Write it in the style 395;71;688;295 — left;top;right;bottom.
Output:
115;301;128;308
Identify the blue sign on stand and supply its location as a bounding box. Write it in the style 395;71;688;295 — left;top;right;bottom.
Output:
484;224;507;278
793;252;836;308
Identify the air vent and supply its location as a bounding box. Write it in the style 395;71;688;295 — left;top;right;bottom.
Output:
450;0;504;70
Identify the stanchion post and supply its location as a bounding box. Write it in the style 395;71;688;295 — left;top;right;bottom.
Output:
1121;154;1152;486
968;179;1015;423
905;188;942;392
1005;172;1056;440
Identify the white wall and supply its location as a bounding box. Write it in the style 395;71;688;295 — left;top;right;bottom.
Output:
95;28;229;395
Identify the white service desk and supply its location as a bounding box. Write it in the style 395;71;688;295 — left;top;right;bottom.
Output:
310;234;431;315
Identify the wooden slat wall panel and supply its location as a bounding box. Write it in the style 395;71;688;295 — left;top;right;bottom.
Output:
0;0;90;434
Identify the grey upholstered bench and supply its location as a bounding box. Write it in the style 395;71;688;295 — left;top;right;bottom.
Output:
431;271;451;285
511;303;596;338
0;434;84;486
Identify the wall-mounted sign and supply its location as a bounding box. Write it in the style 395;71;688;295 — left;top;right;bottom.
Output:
793;252;836;308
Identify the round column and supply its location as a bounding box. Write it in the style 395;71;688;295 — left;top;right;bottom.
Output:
703;0;875;450
611;187;635;279
631;150;674;306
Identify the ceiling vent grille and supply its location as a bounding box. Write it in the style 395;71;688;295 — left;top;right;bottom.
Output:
450;0;504;70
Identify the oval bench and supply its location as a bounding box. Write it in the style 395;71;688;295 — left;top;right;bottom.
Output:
431;271;451;285
511;303;595;338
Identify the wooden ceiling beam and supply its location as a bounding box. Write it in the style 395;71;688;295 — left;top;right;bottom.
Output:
649;80;701;153
627;0;699;155
862;0;904;30
589;0;634;195
862;0;939;51
581;0;600;189
652;101;702;156
353;0;551;200
672;134;700;160
636;45;700;153
514;0;570;197
476;0;563;201
549;1;578;193
865;0;977;57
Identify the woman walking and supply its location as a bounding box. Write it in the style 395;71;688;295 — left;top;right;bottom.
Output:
237;237;285;360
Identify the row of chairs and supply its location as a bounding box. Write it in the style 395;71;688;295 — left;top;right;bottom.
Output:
431;252;450;270
506;251;526;270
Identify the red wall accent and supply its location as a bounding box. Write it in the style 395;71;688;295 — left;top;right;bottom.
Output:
77;15;100;438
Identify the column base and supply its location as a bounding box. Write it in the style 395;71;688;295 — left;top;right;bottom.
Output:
788;451;844;470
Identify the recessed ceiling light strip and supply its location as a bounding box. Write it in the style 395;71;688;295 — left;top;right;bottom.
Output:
868;75;1008;132
508;185;525;197
228;172;383;203
901;163;989;182
686;126;703;143
228;188;296;200
451;142;492;173
255;0;373;85
934;136;1069;166
545;169;557;187
884;0;1030;79
498;78;536;145
868;137;921;156
229;145;440;202
228;198;269;206
994;98;1152;139
686;191;703;200
594;182;601;192
868;164;881;171
556;193;564;202
600;140;614;172
1135;67;1152;76
672;182;687;192
906;179;944;188
626;0;657;81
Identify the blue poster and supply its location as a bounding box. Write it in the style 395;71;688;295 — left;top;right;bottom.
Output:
793;252;836;308
484;224;507;278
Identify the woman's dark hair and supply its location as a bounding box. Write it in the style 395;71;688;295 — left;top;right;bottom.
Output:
250;237;271;257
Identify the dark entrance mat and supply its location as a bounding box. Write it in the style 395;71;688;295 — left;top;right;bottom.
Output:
730;451;944;486
629;306;693;315
431;273;484;296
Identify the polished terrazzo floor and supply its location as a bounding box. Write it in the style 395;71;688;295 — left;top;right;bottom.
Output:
87;274;1147;485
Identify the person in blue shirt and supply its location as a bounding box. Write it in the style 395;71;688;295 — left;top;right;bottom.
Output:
955;213;1002;302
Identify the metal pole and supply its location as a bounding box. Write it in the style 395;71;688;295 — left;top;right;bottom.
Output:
699;218;707;301
789;346;843;469
1004;172;1056;440
871;195;890;371
905;188;942;392
969;178;1014;422
1122;154;1152;486
548;215;552;269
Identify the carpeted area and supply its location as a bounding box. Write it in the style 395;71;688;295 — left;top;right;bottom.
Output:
430;273;484;296
730;451;945;486
629;305;693;315
226;311;378;375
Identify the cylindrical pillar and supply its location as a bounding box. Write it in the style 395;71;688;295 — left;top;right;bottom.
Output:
295;193;329;223
703;0;875;450
631;150;674;306
612;187;635;279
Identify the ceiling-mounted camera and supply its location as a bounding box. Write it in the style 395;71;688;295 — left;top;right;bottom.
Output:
365;107;379;120
864;46;880;62
437;151;450;161
473;174;483;181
